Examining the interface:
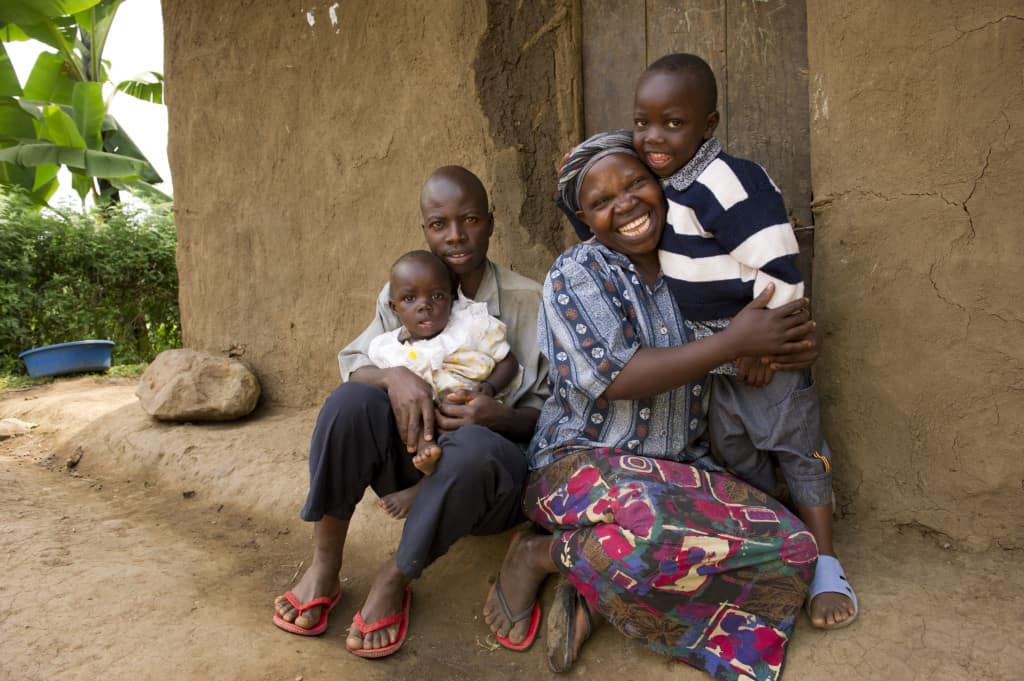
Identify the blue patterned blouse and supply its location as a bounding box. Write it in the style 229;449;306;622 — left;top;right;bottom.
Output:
527;240;716;471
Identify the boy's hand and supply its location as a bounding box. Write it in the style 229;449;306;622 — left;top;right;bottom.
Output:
383;366;436;452
736;356;775;387
765;313;821;370
435;389;501;431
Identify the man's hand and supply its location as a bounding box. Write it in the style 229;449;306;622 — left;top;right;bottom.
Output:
736;355;775;387
765;317;821;371
435;389;502;432
382;366;436;452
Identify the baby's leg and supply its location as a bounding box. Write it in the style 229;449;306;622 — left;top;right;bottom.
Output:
412;434;442;476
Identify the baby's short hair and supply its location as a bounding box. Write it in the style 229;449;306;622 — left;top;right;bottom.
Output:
390;250;454;292
644;53;717;115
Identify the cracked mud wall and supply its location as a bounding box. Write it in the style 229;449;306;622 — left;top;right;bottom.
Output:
164;1;579;406
806;1;1023;548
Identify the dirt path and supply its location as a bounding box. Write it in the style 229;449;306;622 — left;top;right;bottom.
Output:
1;378;1021;680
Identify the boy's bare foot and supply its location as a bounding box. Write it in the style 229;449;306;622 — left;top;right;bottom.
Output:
809;589;856;628
273;559;341;630
482;531;553;645
412;441;442;475
377;480;423;519
346;559;411;653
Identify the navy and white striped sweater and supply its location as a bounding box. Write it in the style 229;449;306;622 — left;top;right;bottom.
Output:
658;145;803;322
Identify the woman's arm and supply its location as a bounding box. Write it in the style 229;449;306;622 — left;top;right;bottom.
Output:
604;284;813;400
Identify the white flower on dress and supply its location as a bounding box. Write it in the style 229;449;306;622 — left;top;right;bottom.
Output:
692;384;702;397
591;347;605;359
550;269;562;279
590;413;604;424
538;438;548;448
559;388;567;398
557;293;570;305
556;351;568;361
639;407;651;420
689;419;699;430
575;323;587;334
610;371;620;381
613;297;621;307
627;439;640;449
558;416;569;424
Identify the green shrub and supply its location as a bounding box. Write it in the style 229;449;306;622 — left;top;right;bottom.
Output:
0;191;181;373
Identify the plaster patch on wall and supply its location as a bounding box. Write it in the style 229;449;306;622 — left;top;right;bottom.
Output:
329;3;340;30
305;9;315;27
812;72;830;121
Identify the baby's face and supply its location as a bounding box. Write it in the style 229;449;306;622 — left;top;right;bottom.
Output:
389;260;453;341
633;71;718;178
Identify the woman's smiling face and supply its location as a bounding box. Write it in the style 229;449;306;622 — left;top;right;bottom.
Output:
575;153;666;261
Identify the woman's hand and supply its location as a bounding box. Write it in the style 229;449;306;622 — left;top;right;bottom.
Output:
435;389;502;431
382;366;436;452
724;284;816;360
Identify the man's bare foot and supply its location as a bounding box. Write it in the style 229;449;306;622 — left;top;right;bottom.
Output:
346;559;411;653
412;439;442;475
483;531;554;645
809;589;856;628
377;479;423;520
274;560;341;630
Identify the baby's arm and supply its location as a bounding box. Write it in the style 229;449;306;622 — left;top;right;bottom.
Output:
476;352;519;397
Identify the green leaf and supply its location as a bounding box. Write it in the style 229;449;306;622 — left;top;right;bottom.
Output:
70;167;92;199
0;140;146;179
114;72;163;104
112;178;171;203
0;43;23;97
22;52;77;105
0;98;36;141
102;117;161;183
39;104;85;148
76;0;121;79
0;1;102;27
0;25;32;42
32;162;59;191
71;81;103;149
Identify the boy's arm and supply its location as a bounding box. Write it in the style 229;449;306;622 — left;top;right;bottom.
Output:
477;352;519;396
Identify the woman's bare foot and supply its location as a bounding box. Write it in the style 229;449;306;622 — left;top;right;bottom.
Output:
412;438;442;475
482;531;555;645
547;581;594;672
809;589;856;628
274;517;347;630
377;480;423;519
346;559;411;653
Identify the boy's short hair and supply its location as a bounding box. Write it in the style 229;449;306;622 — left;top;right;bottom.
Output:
644;53;717;115
390;250;455;292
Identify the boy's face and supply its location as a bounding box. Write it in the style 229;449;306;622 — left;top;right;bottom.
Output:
388;260;453;341
632;71;719;178
420;177;493;278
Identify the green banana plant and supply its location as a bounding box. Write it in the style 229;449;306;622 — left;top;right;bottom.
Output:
0;0;166;207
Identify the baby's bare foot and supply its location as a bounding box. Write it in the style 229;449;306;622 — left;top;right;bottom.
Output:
377;480;423;519
412;440;442;476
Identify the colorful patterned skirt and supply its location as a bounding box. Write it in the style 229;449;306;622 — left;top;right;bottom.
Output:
524;449;817;681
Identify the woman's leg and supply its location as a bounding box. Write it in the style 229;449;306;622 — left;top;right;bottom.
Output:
524;449;817;681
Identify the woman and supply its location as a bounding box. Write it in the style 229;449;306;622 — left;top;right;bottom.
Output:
482;131;818;681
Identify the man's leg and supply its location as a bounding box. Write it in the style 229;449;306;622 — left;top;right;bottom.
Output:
347;424;527;651
275;382;418;631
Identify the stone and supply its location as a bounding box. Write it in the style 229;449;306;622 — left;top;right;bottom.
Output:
0;418;36;440
136;349;260;421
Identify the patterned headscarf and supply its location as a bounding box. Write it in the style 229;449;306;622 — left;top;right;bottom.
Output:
556;129;638;240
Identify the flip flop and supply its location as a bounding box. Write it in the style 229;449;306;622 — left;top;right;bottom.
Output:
272;589;343;636
348;588;413;659
492;575;541;651
546;580;592;673
807;554;858;629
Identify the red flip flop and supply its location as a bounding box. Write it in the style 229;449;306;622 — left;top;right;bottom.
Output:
348;588;413;659
273;590;343;636
493;576;541;651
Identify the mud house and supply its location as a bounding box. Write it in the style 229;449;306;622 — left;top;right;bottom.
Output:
164;1;1022;551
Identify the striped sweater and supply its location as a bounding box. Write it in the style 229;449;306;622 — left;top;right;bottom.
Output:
658;143;803;322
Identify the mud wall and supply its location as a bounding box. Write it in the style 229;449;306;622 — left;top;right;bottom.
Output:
806;1;1023;548
163;1;579;406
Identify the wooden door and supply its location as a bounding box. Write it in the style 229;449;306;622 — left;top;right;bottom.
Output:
581;0;814;284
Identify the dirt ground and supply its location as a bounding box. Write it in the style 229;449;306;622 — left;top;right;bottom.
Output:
1;377;1021;681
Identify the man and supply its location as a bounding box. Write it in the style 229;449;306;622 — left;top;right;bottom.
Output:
272;166;548;658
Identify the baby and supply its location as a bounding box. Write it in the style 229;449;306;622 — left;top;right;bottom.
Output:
368;250;521;475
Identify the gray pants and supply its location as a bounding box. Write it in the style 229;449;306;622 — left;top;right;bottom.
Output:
709;369;833;507
300;382;528;578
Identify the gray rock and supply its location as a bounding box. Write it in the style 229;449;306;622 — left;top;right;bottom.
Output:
136;350;260;421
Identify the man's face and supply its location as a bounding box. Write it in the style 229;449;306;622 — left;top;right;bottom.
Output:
420;177;493;278
633;71;719;177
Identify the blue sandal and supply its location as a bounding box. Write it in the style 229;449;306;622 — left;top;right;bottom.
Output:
807;554;858;629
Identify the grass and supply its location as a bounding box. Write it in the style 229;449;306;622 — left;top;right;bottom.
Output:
0;363;146;393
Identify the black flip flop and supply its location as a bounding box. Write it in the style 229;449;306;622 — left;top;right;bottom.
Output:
546;580;592;673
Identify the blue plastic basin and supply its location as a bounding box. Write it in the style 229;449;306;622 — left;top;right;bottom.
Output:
18;340;115;377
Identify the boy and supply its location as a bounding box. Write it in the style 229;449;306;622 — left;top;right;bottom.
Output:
368;249;522;474
632;53;858;629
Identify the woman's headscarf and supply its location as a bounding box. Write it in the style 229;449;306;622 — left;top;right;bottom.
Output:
555;129;638;240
